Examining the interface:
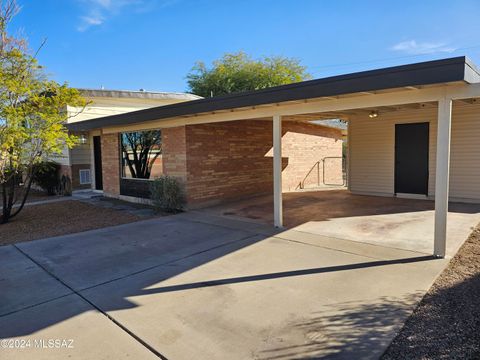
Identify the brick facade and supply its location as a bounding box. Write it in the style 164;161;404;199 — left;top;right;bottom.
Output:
184;120;274;205
163;126;187;182
98;120;343;206
184;120;343;206
101;132;120;196
71;164;92;189
279;121;343;191
59;164;91;190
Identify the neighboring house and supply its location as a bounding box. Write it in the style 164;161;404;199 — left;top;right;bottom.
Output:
52;89;202;189
68;56;480;258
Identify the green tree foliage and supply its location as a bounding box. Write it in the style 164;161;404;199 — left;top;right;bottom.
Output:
0;0;87;223
186;51;311;97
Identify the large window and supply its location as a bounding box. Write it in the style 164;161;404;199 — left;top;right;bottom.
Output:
120;130;162;179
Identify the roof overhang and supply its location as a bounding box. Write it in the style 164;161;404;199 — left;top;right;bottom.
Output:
68;56;480;132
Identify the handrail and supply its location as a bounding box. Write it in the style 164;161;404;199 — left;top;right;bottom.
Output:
296;156;346;190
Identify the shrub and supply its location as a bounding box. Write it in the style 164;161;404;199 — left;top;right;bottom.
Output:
32;161;61;195
150;175;185;212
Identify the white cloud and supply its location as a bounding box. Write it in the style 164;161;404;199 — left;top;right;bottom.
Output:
77;0;159;32
77;13;104;31
391;40;456;55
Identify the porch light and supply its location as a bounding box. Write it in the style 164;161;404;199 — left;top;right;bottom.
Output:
369;110;379;118
78;134;88;145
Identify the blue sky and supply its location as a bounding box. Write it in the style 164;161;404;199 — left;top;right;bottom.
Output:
11;0;480;93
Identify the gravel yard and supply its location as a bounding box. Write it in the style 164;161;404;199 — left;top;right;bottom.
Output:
0;200;153;246
382;225;480;359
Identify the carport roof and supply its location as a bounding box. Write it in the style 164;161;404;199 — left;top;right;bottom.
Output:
68;56;480;131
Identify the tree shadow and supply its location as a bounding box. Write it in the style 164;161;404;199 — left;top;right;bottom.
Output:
256;293;424;360
256;273;480;360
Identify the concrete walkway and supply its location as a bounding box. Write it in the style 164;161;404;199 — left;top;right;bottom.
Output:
0;212;451;359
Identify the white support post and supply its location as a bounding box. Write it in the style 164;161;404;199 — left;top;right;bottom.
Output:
273;115;283;228
434;96;452;258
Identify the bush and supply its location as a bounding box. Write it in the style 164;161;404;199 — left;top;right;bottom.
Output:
32;161;61;195
150;175;185;213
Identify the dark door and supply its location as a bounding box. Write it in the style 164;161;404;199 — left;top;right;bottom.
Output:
93;136;103;190
395;122;429;195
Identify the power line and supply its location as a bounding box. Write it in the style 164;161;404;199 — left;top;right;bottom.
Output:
308;44;480;72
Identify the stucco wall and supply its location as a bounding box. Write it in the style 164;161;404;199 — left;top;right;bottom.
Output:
348;101;480;203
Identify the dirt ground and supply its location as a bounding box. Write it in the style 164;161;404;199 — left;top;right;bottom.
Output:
382;225;480;359
0;200;150;246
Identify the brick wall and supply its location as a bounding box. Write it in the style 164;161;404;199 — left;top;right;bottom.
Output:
278;122;343;191
99;120;343;206
184;120;274;205
71;164;92;189
163;126;187;183
183;120;343;206
59;164;91;190
101;133;120;196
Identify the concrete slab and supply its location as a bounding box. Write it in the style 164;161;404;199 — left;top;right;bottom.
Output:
0;294;158;360
206;190;480;256
276;229;431;260
294;204;480;256
16;215;258;291
0;245;71;316
2;207;469;359
81;230;447;360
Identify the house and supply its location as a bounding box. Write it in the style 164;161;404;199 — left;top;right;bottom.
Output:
68;56;480;258
65;97;346;200
54;89;202;189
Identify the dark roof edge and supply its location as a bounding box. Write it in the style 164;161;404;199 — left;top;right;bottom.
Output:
68;56;476;132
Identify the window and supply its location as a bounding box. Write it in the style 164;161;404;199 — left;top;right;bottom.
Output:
79;169;91;184
120;130;163;179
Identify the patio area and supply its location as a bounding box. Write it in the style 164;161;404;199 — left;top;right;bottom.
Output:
203;189;480;256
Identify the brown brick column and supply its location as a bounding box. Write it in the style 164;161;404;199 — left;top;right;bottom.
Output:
101;132;120;196
163;126;188;183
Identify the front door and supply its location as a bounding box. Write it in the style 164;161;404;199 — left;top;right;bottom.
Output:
394;122;429;195
93;136;103;190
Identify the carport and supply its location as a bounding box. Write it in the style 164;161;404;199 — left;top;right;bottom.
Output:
202;189;480;257
69;56;480;258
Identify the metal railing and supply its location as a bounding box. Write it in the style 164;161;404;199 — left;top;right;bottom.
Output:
296;156;346;190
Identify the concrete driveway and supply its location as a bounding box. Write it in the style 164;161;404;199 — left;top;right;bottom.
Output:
0;211;454;359
205;190;480;256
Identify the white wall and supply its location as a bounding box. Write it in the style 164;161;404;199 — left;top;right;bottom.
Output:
348;102;480;203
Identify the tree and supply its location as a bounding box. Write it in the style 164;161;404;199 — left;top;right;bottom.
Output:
121;130;162;179
0;0;87;223
186;51;311;97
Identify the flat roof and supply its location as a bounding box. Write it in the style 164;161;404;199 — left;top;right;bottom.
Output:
69;56;480;131
78;88;202;101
